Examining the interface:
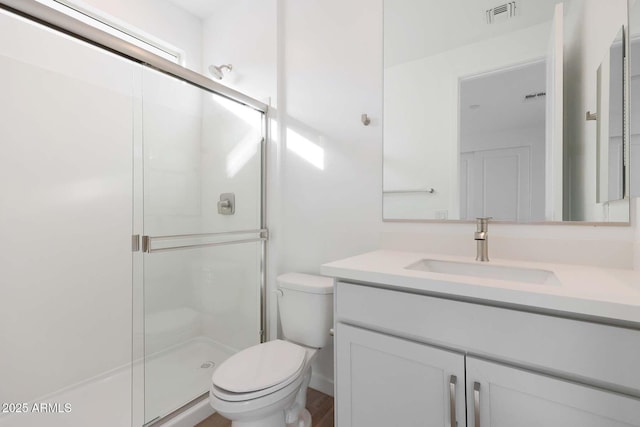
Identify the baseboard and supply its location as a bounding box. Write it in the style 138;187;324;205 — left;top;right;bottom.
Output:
309;372;334;397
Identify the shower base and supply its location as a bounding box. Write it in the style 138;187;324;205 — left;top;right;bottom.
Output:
145;337;236;424
0;337;235;427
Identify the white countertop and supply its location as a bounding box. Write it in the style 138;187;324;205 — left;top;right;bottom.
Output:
321;250;640;325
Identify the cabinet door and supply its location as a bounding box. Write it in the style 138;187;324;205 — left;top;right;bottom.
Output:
466;357;640;427
336;323;465;427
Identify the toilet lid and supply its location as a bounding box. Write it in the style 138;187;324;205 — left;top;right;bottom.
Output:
212;340;306;393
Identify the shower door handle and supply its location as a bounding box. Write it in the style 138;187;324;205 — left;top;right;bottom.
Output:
142;229;267;253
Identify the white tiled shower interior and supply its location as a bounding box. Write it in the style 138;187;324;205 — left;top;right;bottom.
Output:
1;2;262;426
140;50;263;423
0;8;137;423
3;1;640;427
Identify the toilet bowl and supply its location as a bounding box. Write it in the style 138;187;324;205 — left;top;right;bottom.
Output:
209;273;333;427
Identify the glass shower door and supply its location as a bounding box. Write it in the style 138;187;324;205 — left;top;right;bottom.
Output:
138;66;266;424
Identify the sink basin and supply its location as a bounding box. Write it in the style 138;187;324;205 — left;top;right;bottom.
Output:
405;259;560;285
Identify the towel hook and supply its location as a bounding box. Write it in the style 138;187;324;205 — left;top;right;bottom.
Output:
361;113;371;126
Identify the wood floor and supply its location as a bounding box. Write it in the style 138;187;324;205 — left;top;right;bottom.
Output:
196;388;334;427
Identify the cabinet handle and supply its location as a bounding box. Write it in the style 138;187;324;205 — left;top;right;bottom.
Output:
449;375;457;427
473;382;481;427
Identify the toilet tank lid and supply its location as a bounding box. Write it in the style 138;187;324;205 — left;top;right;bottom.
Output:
277;273;334;294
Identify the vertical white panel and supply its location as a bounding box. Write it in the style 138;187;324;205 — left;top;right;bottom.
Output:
484;155;520;220
545;3;564;221
466;147;532;221
0;6;135;422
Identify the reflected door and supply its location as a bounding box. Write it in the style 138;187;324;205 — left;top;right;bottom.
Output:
461;147;533;221
138;67;266;424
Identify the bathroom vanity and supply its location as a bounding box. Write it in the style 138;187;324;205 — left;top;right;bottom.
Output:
322;250;640;427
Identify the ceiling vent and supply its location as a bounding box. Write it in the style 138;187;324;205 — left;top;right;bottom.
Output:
486;2;517;24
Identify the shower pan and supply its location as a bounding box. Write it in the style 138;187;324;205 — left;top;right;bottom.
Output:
0;1;268;426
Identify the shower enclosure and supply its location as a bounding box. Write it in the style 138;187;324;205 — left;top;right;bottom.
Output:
0;2;268;426
137;66;267;425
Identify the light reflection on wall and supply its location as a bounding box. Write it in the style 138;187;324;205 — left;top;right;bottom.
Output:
286;128;325;170
212;94;262;130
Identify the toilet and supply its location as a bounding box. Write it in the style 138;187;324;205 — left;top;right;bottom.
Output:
209;273;334;427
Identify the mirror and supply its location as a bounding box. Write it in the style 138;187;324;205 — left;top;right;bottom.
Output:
383;0;631;223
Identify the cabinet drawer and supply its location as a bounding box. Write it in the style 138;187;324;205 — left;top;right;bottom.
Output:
336;281;640;393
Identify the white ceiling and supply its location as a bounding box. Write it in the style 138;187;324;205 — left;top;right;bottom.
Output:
459;59;546;138
163;0;223;19
384;0;562;67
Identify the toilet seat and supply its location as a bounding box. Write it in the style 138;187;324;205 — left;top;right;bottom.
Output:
212;340;307;402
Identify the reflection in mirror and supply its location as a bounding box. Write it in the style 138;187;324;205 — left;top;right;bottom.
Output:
459;60;546;221
596;27;624;204
631;0;640;199
383;0;630;223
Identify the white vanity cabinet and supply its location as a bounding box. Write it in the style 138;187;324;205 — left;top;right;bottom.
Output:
466;357;640;427
334;281;640;427
336;323;465;426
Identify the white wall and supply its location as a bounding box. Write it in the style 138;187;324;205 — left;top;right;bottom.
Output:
384;22;550;220
62;0;203;71
201;0;277;103
278;0;382;394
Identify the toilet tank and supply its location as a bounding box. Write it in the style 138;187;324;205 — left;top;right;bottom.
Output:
277;273;334;348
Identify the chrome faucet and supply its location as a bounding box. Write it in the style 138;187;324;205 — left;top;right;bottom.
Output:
474;217;491;262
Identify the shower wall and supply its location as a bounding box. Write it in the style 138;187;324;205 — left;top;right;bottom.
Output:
141;68;263;357
0;0;206;408
199;95;263;351
142;68;204;355
140;66;264;423
0;9;136;405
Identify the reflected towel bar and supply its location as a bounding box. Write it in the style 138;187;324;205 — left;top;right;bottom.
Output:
383;188;435;194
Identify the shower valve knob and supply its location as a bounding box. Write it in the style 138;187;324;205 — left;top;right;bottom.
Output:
217;193;235;215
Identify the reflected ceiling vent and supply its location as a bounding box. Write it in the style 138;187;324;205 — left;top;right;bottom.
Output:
486;2;517;24
523;91;546;102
